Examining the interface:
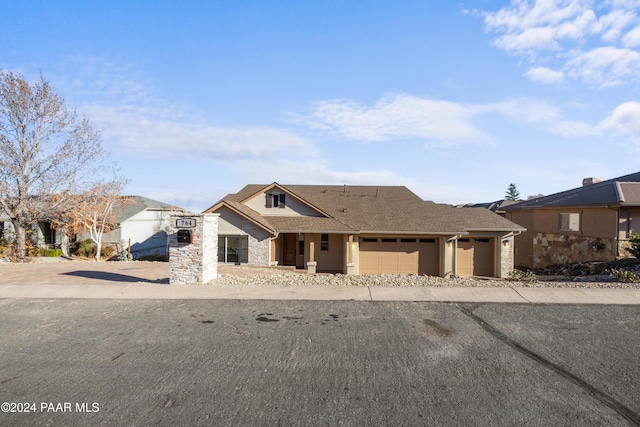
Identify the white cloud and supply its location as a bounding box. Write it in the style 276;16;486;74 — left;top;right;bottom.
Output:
594;9;636;42
85;104;318;162
483;0;640;87
599;101;640;134
483;98;564;125
298;93;605;144
525;66;566;83
565;46;640;87
297;94;491;145
622;25;640;45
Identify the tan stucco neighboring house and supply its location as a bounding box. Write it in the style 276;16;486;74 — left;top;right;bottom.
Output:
204;183;525;278
503;172;640;269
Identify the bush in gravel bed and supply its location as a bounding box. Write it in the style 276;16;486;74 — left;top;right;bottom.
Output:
506;269;538;283
608;268;640;283
629;232;640;259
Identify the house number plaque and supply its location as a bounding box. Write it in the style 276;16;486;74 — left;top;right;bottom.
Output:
176;218;197;228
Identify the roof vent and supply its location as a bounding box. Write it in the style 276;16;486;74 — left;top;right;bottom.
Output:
582;177;602;186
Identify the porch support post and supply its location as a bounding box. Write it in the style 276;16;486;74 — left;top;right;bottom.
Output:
270;237;278;266
307;239;317;274
346;234;356;275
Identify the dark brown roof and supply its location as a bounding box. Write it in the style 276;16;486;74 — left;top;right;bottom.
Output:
505;171;640;210
209;183;524;235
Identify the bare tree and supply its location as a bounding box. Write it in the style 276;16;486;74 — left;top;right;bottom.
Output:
0;70;105;259
71;178;129;261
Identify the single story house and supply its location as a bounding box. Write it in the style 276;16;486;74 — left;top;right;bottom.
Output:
503;172;640;268
204;184;525;278
0;217;62;249
92;196;189;259
1;196;188;259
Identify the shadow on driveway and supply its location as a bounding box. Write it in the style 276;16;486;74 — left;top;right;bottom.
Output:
62;270;169;284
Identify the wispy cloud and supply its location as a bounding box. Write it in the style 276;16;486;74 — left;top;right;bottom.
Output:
52;58;445;207
294;94;492;146
482;0;640;88
296;93;607;142
85;104;318;162
525;66;566;84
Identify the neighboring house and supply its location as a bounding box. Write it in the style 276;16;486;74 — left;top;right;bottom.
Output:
2;196;188;259
204;183;524;278
93;196;189;259
457;199;518;218
0;215;63;248
503;172;640;269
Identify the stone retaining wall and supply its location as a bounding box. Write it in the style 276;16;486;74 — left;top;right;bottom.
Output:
532;232;615;268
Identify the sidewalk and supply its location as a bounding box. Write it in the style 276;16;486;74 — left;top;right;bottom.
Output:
1;282;639;305
1;261;639;304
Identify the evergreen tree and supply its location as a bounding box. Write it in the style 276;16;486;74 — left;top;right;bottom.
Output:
505;183;521;201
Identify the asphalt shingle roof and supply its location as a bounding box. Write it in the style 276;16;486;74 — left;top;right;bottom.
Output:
212;184;523;235
504;171;640;210
114;196;186;224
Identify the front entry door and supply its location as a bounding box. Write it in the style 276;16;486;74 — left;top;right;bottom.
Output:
283;234;296;266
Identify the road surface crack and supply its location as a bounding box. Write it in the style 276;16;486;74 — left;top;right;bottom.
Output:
457;304;640;426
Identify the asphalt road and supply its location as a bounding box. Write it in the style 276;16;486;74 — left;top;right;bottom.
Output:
0;299;639;426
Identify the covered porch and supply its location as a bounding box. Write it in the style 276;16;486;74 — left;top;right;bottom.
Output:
271;232;356;274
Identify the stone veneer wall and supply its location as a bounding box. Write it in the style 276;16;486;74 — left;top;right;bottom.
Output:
500;236;515;278
242;219;271;266
169;214;218;284
618;239;634;258
532;232;615;268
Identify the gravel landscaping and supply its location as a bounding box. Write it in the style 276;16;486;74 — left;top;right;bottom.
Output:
215;266;640;289
4;257;640;289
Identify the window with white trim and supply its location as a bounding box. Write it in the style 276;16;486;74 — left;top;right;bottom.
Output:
559;213;580;232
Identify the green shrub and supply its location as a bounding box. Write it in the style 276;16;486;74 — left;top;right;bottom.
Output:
506;269;538;283
608;268;640;283
44;248;63;257
629;232;640;259
101;245;115;259
73;239;95;258
72;239;115;260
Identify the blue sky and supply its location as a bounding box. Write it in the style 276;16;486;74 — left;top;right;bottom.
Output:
2;0;640;212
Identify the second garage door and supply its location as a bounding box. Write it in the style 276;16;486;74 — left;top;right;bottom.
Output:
456;238;495;277
359;238;439;275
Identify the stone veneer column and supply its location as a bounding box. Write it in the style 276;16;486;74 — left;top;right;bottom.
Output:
500;235;515;278
169;213;219;285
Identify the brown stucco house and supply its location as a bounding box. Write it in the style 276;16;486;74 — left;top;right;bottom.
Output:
503;171;640;269
204;184;524;278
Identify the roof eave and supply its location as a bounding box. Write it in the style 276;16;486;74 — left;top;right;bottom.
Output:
463;227;526;232
359;230;468;236
210;201;275;234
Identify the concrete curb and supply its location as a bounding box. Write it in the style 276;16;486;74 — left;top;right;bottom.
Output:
1;283;639;304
